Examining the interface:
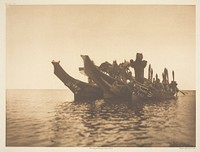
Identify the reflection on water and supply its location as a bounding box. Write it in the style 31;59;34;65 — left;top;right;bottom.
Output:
6;90;195;147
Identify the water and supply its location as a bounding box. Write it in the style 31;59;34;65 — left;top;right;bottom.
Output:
6;89;195;147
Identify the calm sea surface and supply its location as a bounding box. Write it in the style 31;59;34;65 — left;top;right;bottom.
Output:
6;89;195;147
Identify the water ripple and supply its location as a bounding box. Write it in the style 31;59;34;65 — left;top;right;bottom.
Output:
6;90;195;147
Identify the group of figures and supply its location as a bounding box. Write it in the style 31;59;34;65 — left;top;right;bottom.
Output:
99;60;132;83
96;53;179;98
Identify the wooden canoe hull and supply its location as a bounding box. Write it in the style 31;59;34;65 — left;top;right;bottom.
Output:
52;61;103;101
80;55;177;103
81;55;133;101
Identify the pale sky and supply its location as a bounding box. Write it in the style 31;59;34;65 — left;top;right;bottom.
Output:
6;5;195;90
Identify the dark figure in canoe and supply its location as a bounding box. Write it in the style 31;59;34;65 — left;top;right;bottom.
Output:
99;60;132;83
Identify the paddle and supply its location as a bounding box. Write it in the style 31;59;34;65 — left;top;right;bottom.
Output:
164;68;169;82
148;64;151;80
179;90;185;95
151;68;153;82
172;70;174;81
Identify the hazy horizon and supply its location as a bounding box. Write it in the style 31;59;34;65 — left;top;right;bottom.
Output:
6;5;195;90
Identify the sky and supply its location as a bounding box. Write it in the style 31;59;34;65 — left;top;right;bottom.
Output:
6;5;196;90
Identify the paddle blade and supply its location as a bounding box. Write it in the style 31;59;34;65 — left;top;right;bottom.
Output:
172;70;175;81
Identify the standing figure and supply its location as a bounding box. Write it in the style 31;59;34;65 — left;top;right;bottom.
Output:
130;53;147;83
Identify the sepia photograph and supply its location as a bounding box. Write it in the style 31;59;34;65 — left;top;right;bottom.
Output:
1;0;199;151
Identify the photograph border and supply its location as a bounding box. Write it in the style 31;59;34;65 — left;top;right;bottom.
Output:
1;0;199;152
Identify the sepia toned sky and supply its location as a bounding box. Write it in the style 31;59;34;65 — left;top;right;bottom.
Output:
6;5;195;90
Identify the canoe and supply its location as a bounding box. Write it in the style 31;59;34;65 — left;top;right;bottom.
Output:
81;55;178;103
52;54;179;103
131;80;177;103
51;60;103;101
81;55;133;101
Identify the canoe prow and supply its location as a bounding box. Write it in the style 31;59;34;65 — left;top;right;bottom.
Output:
51;60;103;101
